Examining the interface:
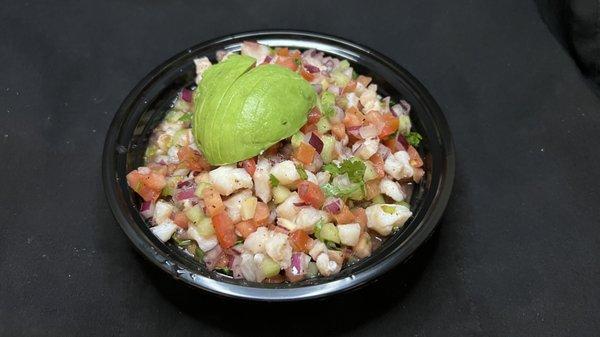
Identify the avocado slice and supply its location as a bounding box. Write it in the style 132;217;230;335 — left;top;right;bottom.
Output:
193;59;316;165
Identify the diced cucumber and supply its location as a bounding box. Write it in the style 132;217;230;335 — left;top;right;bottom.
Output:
321;135;335;164
291;132;304;148
331;71;350;87
260;257;281;278
172;129;188;146
240;197;258;220
398;115;412;136
372;194;385;204
196;217;214;237
185;204;205;224
162;176;182;196
194;182;212;198
272;185;291;204
320;223;340;244
144;144;158;160
165;110;184;123
381;205;396;214
363;161;378;181
338;60;350;70
173;98;191;112
316;117;331;134
348;186;365;201
306;262;319;278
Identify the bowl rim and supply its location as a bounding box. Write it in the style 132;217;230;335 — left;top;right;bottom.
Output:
102;29;455;301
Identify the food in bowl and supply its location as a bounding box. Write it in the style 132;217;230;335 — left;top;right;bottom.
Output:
126;41;425;283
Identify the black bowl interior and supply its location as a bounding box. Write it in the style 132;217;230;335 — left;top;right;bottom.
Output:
102;30;455;301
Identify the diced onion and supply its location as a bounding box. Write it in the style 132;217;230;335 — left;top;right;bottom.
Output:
308;132;324;153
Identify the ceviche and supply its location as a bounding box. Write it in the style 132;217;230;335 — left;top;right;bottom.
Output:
126;41;425;283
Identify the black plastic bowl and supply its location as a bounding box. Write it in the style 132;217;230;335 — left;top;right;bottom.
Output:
102;30;454;301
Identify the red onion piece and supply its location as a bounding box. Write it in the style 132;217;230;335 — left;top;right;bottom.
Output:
231;255;243;279
397;134;409;150
290;252;305;275
203;246;223;271
304;64;320;73
177;179;194;188
308;132;324;153
327;85;341;95
399;100;411;114
175;187;196;201
262;55;272;64
323;198;342;214
181;88;192;102
359;124;379;139
376;144;391;159
347;126;361;138
312;83;322;94
140;201;155;219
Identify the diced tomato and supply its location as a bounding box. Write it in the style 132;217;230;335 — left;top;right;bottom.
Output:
173;212;189;229
294;142;316;165
307;107;322;125
136;184;161;202
147;162;168;176
297;181;325;208
379;114;399;138
177;146;211;172
289;50;301;59
331;123;346;140
275;56;298;71
356;75;372;87
407;145;424;168
343;108;365;128
276;47;289;56
383;138;398;153
331;205;356;224
300;123;317;134
301;68;316;81
265;143;281;156
351;208;368;232
126;170;165;202
369;154;386;178
242;158;257;176
235;220;257;238
289;230;311;252
364;179;381;200
202;187;224;216
212;212;237;249
253;202;270;226
342;80;357;94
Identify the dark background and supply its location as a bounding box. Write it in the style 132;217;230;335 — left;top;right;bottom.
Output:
1;1;599;336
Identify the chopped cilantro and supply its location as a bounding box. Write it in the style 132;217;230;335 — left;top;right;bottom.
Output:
296;166;308;180
178;112;192;122
269;174;280;187
323;158;366;183
215;267;233;276
321;182;362;198
320;91;336;118
405;131;422;147
194;247;205;262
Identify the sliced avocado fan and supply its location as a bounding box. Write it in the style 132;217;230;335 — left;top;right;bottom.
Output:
193;55;316;165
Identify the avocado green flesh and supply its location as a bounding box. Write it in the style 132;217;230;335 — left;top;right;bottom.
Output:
193;58;316;165
192;54;256;156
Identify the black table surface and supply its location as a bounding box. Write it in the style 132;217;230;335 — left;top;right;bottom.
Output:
2;1;599;336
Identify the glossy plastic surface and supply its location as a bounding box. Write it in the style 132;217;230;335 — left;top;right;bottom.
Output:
102;30;455;301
